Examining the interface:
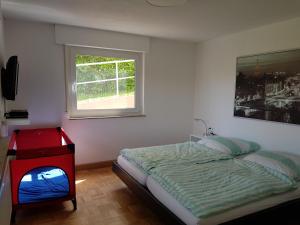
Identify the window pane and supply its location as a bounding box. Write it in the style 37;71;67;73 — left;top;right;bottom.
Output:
118;61;135;78
77;81;116;100
77;63;116;81
75;54;135;110
118;77;135;95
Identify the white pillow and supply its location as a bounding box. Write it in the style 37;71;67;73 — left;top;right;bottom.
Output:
198;136;260;156
244;150;300;180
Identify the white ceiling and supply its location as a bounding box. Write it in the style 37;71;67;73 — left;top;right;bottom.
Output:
2;0;300;42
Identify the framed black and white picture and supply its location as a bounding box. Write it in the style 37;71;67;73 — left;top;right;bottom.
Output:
234;49;300;125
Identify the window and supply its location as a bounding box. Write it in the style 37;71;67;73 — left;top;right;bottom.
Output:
65;46;144;118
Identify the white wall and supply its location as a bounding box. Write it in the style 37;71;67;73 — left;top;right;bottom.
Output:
0;3;5;122
0;2;4;66
5;20;196;164
55;24;150;52
5;20;65;126
0;17;4;66
194;17;300;153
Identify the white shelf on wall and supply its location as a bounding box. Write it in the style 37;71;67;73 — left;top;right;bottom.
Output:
4;118;30;126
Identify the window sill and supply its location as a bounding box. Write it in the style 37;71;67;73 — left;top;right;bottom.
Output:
66;114;146;120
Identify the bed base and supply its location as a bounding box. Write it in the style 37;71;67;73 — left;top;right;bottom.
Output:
112;161;300;225
112;161;186;225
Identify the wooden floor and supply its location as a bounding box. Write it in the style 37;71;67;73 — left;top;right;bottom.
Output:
15;167;165;225
14;167;300;225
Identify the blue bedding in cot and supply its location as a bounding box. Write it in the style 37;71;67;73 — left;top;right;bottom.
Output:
19;167;69;204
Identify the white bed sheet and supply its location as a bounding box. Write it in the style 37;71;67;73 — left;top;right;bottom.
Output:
117;155;148;185
147;176;300;225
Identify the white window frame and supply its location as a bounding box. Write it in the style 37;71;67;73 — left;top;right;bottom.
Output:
65;46;144;118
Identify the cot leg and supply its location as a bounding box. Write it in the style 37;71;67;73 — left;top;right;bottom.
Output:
72;197;77;210
11;208;16;224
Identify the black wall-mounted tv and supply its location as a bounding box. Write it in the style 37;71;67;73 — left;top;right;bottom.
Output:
1;56;19;100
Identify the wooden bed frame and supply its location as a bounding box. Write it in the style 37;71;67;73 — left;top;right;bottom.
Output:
112;161;300;225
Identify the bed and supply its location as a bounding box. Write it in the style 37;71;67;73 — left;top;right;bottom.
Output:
113;137;300;225
118;141;232;186
117;155;147;185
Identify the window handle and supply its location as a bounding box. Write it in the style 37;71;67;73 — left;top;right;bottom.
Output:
72;83;77;93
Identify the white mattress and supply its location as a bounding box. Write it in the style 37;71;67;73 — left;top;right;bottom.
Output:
147;176;300;225
117;155;148;185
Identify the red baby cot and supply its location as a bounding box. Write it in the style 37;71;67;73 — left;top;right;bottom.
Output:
8;127;76;222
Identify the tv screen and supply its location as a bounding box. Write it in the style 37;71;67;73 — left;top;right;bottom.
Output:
1;56;19;100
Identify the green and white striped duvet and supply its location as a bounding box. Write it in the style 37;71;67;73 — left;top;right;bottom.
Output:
120;142;232;174
150;159;296;218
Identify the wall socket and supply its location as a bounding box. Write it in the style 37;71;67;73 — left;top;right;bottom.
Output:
207;127;216;136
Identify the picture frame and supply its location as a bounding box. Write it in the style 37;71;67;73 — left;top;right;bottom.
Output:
234;49;300;125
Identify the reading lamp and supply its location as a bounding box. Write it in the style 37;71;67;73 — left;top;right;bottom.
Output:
194;118;208;136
